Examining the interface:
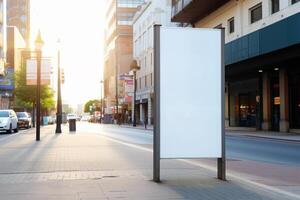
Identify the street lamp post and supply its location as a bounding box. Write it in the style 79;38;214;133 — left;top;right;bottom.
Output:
55;40;62;134
35;31;44;141
130;60;140;127
100;80;104;123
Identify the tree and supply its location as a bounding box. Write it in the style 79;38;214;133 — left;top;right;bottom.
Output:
84;99;101;114
14;65;55;112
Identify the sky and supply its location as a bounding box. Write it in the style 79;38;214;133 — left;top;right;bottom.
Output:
30;0;106;107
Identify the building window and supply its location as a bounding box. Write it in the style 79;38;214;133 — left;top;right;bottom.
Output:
250;3;262;24
228;18;234;34
145;76;147;88
139;78;141;89
292;0;300;4
271;0;280;14
150;73;153;86
117;12;135;25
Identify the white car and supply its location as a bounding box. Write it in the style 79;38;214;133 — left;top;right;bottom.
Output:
81;115;91;122
0;110;18;133
67;113;77;121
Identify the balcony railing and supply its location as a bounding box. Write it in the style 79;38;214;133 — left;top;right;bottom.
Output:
171;0;229;24
172;0;192;18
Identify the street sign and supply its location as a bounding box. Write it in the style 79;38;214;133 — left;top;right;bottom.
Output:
153;26;225;181
26;59;51;85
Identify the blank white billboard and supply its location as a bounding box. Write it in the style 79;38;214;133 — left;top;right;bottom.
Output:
159;27;223;159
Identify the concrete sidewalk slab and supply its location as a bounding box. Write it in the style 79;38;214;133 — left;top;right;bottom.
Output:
0;124;297;200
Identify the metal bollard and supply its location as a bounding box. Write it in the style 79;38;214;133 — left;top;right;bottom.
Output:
69;119;76;132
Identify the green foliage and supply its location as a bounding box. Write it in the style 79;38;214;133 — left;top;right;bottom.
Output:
14;65;55;110
84;99;101;113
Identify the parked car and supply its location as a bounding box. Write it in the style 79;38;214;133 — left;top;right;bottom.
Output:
81;115;91;122
0;110;18;133
67;113;77;121
48;116;55;125
16;112;32;129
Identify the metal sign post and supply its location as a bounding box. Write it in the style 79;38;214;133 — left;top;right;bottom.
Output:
218;28;226;181
153;25;161;182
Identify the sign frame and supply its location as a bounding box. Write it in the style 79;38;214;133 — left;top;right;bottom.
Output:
153;25;226;182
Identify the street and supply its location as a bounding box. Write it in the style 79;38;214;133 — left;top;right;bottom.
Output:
86;123;300;166
0;122;299;199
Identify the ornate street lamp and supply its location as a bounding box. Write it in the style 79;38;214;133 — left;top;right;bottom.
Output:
55;39;62;133
34;30;44;141
130;60;140;127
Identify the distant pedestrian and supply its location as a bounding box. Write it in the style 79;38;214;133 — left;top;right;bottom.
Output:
117;114;122;126
144;118;148;129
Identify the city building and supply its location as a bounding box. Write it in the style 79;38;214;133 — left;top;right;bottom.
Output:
6;26;26;71
103;0;145;118
132;0;176;125
171;0;300;133
7;0;30;47
0;0;6;75
4;26;26;108
76;104;84;117
0;0;8;108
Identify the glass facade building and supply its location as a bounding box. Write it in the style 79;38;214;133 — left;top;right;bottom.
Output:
171;0;300;133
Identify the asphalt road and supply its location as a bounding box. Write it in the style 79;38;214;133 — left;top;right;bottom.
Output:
90;124;300;167
226;135;300;166
0;128;32;141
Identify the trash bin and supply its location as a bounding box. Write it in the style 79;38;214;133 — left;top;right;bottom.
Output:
69;119;76;132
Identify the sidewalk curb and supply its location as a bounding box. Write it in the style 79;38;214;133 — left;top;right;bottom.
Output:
227;134;300;144
113;125;153;132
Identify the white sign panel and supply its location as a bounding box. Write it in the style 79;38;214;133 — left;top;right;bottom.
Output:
159;27;223;159
26;59;52;85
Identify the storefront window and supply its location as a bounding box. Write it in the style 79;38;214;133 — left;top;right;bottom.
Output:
290;75;300;129
270;78;280;131
229;79;258;127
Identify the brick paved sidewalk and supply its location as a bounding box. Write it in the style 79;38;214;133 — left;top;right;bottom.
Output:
0;124;297;200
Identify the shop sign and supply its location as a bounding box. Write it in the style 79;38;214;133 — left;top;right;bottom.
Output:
0;67;14;90
125;79;134;94
274;97;280;105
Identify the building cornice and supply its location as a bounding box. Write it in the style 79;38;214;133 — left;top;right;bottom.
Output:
133;1;152;24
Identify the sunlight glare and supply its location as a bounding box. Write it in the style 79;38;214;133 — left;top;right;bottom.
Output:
30;0;106;107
